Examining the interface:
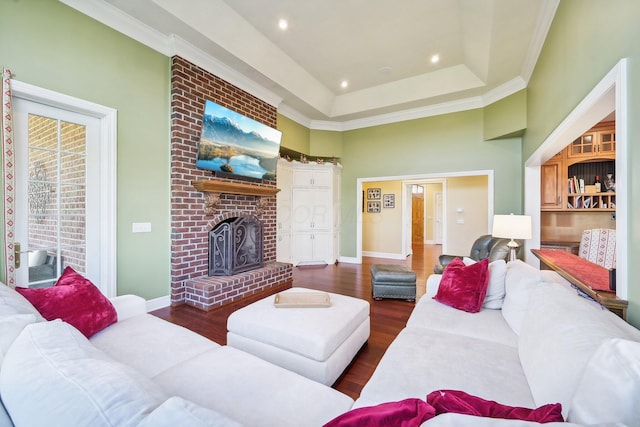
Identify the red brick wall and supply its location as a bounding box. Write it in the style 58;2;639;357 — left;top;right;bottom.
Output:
170;56;283;307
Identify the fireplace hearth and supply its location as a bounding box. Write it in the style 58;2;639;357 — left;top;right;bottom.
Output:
209;215;263;276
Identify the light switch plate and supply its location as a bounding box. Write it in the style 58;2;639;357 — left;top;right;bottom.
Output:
132;222;151;233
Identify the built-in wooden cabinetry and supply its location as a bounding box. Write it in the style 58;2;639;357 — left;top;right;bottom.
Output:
541;121;616;212
276;159;341;266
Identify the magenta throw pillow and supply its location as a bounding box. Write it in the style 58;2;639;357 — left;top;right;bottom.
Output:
434;257;490;313
16;266;117;337
427;390;564;423
323;398;435;427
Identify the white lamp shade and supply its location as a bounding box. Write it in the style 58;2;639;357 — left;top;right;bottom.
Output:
492;214;532;240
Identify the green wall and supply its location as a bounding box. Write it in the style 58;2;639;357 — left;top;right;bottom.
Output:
484;89;527;140
278;114;310;154
310;129;343;157
4;0;639;326
0;0;172;299
523;0;640;327
339;109;523;257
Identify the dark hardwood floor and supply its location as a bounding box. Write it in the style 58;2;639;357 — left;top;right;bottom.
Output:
151;244;441;400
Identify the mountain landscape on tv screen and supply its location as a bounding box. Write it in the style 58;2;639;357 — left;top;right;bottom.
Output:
197;113;281;180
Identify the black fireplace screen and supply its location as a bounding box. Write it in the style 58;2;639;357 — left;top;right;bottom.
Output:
209;216;263;276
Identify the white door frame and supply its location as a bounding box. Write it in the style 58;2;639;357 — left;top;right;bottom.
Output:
524;58;627;299
350;170;493;264
11;80;117;297
434;191;443;244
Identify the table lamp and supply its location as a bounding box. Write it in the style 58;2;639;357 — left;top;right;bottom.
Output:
492;214;532;262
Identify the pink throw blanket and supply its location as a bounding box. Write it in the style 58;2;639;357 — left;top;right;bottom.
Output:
324;390;563;426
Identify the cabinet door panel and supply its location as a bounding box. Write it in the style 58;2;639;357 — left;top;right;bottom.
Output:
541;162;563;209
312;232;333;263
292;169;314;186
292;232;315;263
311;169;332;187
292;188;332;230
292;188;315;230
276;231;291;263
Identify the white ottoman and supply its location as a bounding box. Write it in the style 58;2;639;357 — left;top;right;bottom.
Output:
227;288;370;386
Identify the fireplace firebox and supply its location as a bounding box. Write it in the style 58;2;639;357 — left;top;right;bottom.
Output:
209;215;263;276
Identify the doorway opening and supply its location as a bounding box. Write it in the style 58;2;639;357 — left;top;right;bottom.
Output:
10;80;117;296
355;170;493;264
525;59;628;299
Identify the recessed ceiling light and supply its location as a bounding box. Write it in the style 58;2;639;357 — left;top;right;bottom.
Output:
278;19;288;30
340;80;349;89
431;54;440;64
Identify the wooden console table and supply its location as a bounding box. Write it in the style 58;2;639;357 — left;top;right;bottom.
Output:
531;249;627;320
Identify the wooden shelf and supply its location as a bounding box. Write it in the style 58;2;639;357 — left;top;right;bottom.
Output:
192;179;280;197
566;192;615;210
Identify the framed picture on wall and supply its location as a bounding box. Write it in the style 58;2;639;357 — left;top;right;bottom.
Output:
383;194;395;208
367;188;381;200
367;201;381;213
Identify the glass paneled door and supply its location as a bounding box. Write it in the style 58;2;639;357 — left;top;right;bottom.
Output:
13;98;100;288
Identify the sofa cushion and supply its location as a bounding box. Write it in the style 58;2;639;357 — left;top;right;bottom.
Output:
406;296;517;347
91;313;221;378
421;413;583;426
518;283;640;418
0;320;166;427
0;282;44;320
463;258;507;309
567;338;640;425
354;327;534;410
0;314;37;363
152;346;354;427
501;260;547;335
0;402;12;427
16;267;117;337
138;396;242;427
434;258;489;313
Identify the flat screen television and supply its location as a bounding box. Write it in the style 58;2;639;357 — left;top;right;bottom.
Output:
196;100;282;181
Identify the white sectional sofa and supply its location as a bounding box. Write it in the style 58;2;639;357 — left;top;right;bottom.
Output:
0;283;353;427
354;260;640;426
2;258;639;426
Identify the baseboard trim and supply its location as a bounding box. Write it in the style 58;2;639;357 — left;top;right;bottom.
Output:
146;295;170;312
362;251;405;260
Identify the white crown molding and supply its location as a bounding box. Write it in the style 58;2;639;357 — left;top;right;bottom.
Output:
61;0;283;108
521;0;560;82
342;97;485;131
481;77;527;106
62;0;550;131
59;0;170;55
168;36;283;108
275;103;312;127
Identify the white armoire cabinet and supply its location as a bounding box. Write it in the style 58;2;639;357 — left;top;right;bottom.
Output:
276;159;341;266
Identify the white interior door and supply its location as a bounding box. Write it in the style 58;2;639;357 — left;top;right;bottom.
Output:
434;192;443;244
13;98;101;289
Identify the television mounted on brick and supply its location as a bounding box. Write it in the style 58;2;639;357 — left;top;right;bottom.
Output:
196;100;282;181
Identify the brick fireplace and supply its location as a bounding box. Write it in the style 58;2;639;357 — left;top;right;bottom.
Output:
170;56;292;311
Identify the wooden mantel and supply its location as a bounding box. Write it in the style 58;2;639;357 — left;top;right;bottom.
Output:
192;179;280;197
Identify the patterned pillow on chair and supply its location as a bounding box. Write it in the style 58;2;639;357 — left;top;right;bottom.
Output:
578;228;616;269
